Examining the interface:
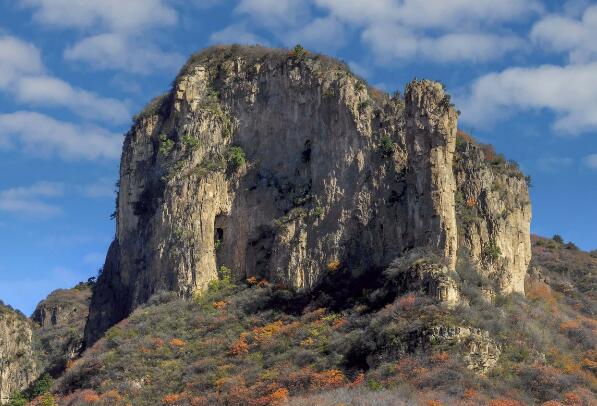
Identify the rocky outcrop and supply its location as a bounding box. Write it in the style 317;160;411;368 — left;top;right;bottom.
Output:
85;45;532;346
0;304;36;404
454;138;532;294
31;284;92;376
405;81;458;271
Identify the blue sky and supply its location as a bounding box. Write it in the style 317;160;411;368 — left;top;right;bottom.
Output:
1;0;596;315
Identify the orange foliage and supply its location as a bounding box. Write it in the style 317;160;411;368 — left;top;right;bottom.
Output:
81;390;100;403
101;390;123;402
257;279;270;288
431;352;449;363
332;317;347;330
153;337;165;348
559;319;581;331
350;372;365;388
456;129;476;145
399;293;416;311
463;389;478;400
563;391;582;406
311;369;346;389
526;281;556;309
268;388;289;405
213;300;227;310
247;276;258;286
426;400;444;406
326;260;341;272
466;196;477;207
162;393;185;405
252;321;284;343
169;338;187;348
488;399;524;406
230;333;249;355
190;396;210;406
66;359;76;369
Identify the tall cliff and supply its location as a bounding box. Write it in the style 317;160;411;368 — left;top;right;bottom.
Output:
0;304;36;404
85;45;531;346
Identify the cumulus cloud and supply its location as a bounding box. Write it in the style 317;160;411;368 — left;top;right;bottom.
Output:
210;24;269;46
21;0;177;33
0;36;44;88
458;62;597;134
531;4;597;63
64;33;184;75
14;75;129;123
584;154;597;169
0;181;64;217
22;0;181;74
363;26;524;63
0;111;122;160
0;35;129;123
229;0;538;63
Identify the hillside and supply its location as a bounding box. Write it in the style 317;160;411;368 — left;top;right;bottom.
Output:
48;237;596;405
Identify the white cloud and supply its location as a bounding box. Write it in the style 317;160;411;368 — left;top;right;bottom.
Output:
0;111;122;160
229;0;537;64
459;62;597;134
536;156;573;172
0;35;130;123
80;177;116;198
210;24;269;46
21;0;177;33
0;36;44;88
363;26;524;63
14;75;129;123
584;154;597;169
22;0;182;74
0;181;63;217
64;33;184;75
531;5;597;63
316;0;541;28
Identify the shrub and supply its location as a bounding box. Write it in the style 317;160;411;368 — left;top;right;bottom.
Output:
482;242;501;264
226;146;246;172
182;133;200;150
289;44;308;60
552;235;564;244
378;135;396;157
159;134;174;156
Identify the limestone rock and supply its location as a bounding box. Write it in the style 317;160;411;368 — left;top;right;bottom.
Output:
0;304;36;404
31;284;91;376
84;46;532;346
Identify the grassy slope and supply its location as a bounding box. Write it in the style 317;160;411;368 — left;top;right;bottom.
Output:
50;237;596;406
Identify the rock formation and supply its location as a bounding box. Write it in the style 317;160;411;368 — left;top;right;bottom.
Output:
0;304;36;404
32;284;92;376
85;45;531;346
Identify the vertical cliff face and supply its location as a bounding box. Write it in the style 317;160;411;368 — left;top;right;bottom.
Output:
405;81;458;270
454;140;532;294
84;46;532;346
0;305;36;405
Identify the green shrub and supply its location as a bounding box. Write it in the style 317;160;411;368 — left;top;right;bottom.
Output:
290;44;308;60
7;391;27;406
182;133;200;150
159;134;174;156
378;135;396;157
552;234;564;244
226;146;246;172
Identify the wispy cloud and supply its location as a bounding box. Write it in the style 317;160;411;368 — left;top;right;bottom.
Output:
22;0;183;75
0;181;64;217
531;4;597;63
0;35;129;123
0;111;122;160
79;177;117;198
458;62;597;134
584;154;597;169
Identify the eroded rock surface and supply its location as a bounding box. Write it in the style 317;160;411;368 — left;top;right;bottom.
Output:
0;304;36;404
85;46;531;347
